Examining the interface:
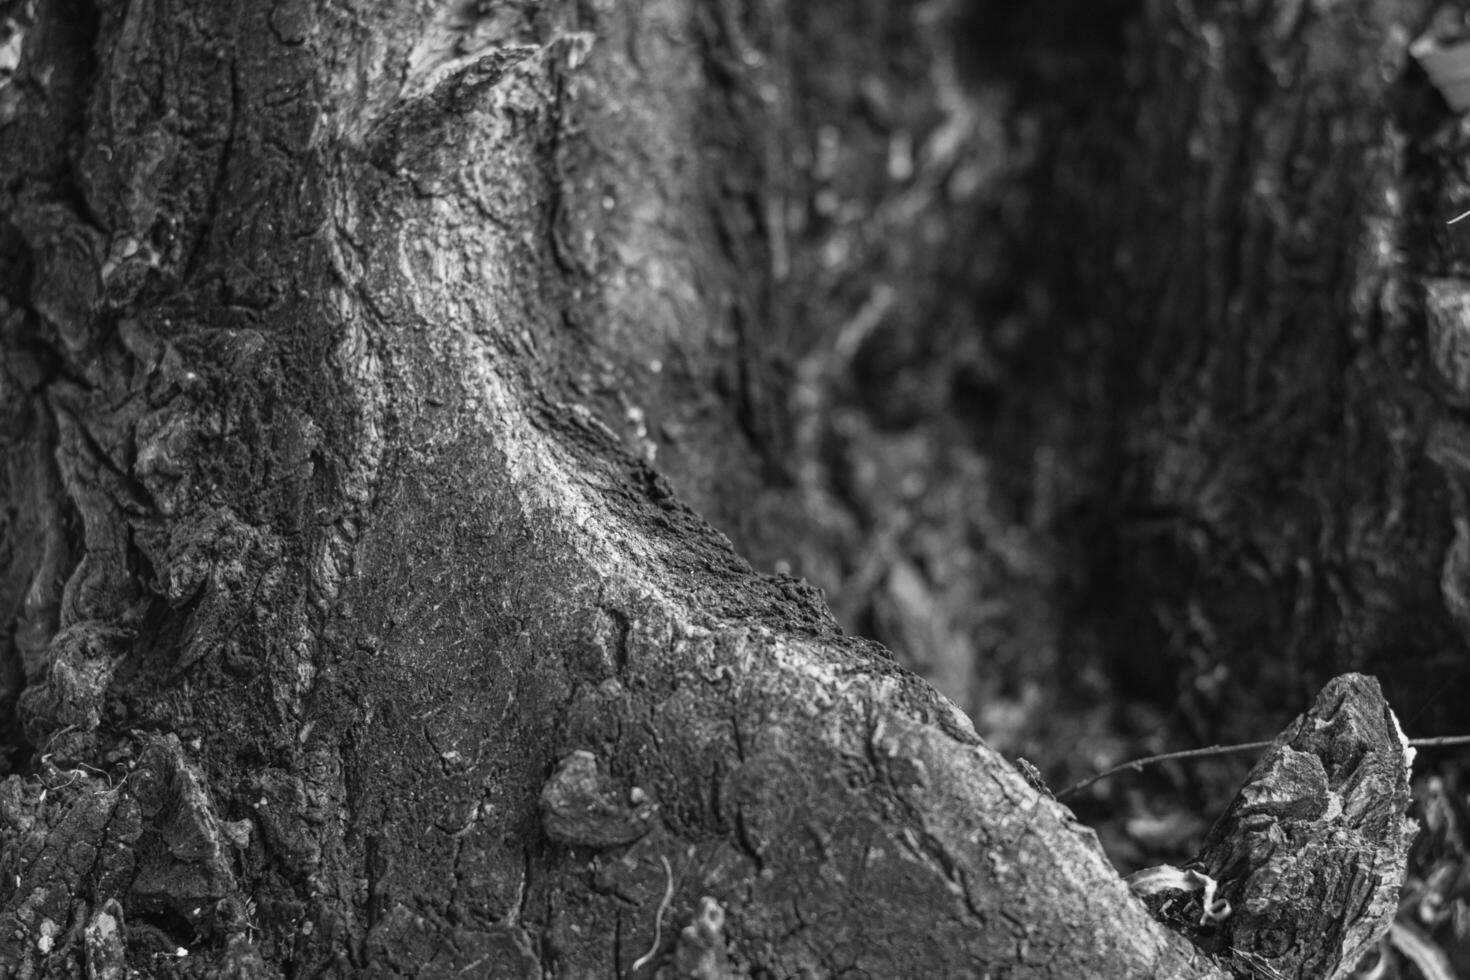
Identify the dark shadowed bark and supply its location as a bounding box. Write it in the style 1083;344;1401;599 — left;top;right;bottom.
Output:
0;0;1444;977
1056;0;1470;739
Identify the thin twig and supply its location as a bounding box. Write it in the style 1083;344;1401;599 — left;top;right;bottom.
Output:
631;855;674;973
1056;734;1470;801
1056;742;1271;801
1408;734;1470;749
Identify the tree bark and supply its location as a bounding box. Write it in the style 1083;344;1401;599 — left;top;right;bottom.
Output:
1182;675;1414;980
0;0;1433;977
1058;0;1470;738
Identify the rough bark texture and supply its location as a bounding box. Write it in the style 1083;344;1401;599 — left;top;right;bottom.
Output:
1066;0;1469;739
0;0;1437;978
1175;675;1414;980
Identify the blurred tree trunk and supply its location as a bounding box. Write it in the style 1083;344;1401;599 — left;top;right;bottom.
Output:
0;0;1439;977
1054;0;1470;749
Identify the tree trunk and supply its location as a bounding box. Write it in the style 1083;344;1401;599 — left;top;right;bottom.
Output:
0;0;1435;977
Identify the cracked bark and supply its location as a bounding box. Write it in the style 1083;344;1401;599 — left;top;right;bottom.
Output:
0;0;1438;977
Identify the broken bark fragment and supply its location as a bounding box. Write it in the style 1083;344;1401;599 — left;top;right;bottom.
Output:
1155;675;1416;980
